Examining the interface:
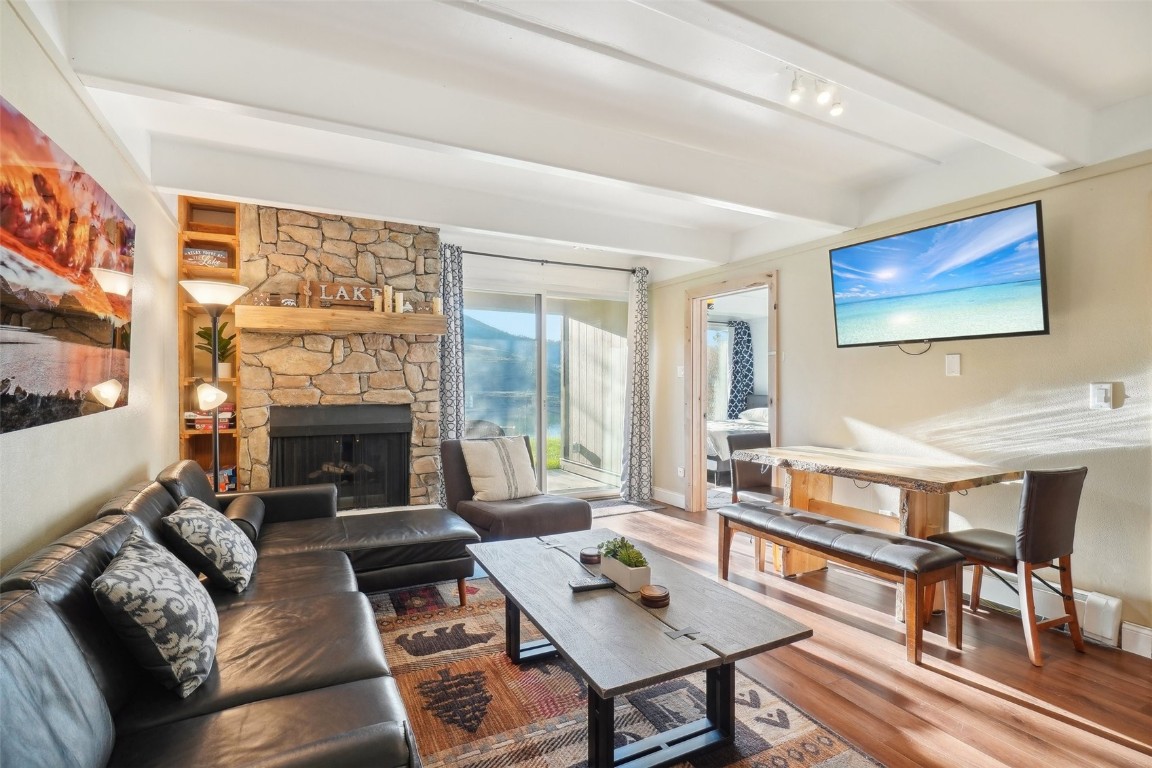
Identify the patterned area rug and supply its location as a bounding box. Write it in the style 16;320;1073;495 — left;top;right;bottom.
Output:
589;498;666;518
370;580;883;768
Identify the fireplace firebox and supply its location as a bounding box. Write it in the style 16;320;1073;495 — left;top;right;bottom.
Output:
269;404;411;510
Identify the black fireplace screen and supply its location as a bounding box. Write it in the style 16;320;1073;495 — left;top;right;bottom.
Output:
269;405;411;510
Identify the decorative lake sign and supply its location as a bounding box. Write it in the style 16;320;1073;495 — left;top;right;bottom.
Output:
0;96;134;433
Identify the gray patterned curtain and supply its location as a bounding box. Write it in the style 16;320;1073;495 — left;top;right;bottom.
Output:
620;267;652;501
726;320;753;418
438;243;465;502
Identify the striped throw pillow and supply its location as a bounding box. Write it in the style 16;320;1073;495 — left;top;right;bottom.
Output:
460;437;542;501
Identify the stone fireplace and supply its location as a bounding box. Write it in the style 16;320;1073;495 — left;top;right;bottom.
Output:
234;206;442;505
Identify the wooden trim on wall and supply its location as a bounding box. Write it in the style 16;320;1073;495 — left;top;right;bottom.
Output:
684;272;777;513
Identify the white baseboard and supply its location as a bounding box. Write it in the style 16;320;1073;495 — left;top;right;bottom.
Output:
652;486;685;510
1121;622;1152;658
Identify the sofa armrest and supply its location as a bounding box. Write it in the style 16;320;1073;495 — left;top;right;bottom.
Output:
221;494;265;543
219;484;338;523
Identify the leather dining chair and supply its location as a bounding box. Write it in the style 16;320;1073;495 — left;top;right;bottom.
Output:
727;432;783;572
928;467;1088;667
727;432;782;506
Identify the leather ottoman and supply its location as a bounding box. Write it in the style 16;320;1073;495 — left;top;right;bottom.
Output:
257;507;481;597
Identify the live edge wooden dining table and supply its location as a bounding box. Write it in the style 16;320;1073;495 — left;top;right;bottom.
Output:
729;445;1024;613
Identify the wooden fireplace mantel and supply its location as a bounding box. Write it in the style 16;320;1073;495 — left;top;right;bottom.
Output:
234;305;447;335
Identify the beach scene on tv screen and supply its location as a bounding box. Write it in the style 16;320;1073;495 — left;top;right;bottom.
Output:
831;204;1045;346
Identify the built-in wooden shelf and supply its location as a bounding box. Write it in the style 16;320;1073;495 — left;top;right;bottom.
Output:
180;264;236;281
182;376;239;386
177;196;241;475
234;305;447;335
181;428;238;439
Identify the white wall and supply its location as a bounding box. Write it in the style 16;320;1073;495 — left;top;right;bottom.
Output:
651;155;1152;625
0;1;178;570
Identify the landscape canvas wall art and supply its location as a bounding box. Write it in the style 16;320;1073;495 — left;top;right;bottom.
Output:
1;95;133;433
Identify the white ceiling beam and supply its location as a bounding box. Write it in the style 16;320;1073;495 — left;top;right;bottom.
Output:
641;0;1092;171
65;1;859;230
149;137;731;264
445;0;941;166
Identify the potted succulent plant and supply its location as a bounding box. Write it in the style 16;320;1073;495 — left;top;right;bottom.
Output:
196;321;236;378
598;536;651;592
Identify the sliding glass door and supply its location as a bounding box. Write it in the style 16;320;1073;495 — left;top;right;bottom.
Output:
461;291;539;449
463;289;627;496
546;296;628;494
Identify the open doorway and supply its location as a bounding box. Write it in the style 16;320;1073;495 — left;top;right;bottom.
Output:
685;273;777;513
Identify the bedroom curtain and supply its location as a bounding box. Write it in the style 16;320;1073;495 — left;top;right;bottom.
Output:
438;242;465;502
726;320;754;418
620;267;652;502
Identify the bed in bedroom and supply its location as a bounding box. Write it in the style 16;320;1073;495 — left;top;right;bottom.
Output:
706;394;772;486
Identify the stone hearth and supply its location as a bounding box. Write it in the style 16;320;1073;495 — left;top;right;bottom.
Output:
235;205;441;505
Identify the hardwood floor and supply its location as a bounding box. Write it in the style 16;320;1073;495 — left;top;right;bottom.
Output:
602;507;1152;768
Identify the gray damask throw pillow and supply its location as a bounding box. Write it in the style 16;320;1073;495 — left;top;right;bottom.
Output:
92;529;219;698
161;497;258;592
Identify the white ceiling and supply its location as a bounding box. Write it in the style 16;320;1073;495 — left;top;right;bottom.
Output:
37;0;1152;281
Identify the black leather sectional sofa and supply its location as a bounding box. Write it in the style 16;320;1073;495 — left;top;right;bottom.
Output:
0;462;481;768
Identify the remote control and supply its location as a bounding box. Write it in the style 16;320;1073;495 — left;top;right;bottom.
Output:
568;576;615;592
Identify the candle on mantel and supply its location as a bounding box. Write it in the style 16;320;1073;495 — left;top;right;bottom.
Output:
382;285;393;313
393;292;404;313
432;297;443;315
372;294;383;312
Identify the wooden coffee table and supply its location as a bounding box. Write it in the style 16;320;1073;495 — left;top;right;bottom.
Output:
468;527;812;768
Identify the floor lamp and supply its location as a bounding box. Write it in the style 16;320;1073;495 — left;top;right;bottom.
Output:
180;280;249;492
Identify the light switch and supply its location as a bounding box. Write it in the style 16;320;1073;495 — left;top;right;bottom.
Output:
1090;382;1115;409
676;366;684;378
945;354;961;376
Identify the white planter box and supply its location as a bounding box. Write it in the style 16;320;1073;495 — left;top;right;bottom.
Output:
601;557;650;592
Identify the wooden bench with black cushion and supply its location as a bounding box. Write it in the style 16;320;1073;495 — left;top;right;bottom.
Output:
717;502;964;664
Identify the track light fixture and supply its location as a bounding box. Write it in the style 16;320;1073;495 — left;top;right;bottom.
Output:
815;80;832;106
784;69;844;116
788;72;804;104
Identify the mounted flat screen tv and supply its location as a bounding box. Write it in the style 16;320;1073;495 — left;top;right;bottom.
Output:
829;201;1049;348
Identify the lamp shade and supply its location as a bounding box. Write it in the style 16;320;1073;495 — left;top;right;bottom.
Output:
195;380;228;410
180;280;249;309
91;268;133;296
91;379;123;408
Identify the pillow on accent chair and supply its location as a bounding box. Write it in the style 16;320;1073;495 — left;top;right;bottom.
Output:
460;436;543;502
91;530;219;698
161;497;258;592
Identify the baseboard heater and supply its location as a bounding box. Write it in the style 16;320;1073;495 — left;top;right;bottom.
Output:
964;570;1122;647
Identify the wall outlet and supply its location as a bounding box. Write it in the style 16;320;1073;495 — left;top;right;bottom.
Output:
1090;382;1115;409
676;366;684;378
945;353;961;376
676;466;685;477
